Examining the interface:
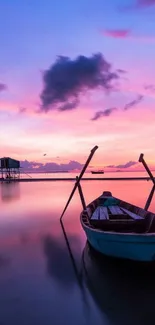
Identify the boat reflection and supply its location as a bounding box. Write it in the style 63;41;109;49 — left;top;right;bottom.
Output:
82;242;155;325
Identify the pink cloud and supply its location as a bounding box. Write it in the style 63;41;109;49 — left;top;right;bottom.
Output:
103;29;130;39
102;29;155;43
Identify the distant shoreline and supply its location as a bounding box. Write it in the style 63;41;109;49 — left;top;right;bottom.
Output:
0;177;152;182
19;170;155;173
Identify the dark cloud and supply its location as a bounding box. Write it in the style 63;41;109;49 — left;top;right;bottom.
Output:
144;84;155;92
40;53;119;111
91;107;117;121
137;0;155;8
91;94;144;121
0;83;7;92
59;98;80;111
103;29;130;39
124;95;143;110
21;160;42;170
120;0;155;10
20;159;83;172
106;161;138;169
116;69;127;74
116;161;138;168
19;107;27;113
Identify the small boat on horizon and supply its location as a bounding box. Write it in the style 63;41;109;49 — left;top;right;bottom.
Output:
91;170;104;174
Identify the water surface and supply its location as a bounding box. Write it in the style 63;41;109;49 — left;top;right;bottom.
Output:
0;174;155;325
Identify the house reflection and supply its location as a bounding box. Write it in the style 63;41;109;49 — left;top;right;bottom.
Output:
0;182;20;202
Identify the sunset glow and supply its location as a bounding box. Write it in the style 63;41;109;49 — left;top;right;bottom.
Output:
0;0;155;171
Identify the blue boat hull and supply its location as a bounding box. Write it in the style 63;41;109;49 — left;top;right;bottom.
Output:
82;222;155;262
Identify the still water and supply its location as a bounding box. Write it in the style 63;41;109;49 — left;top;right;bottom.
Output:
0;174;155;325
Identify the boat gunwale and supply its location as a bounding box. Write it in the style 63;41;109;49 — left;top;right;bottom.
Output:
80;195;155;237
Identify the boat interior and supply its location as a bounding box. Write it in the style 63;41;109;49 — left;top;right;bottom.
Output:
81;191;155;234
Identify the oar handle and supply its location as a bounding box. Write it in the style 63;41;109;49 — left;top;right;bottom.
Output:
139;153;145;163
77;146;98;179
60;145;98;220
91;146;98;154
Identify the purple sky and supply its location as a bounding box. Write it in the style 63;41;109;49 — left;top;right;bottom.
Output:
0;0;155;169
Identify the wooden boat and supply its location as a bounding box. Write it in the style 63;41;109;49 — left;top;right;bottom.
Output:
60;147;155;262
80;191;155;262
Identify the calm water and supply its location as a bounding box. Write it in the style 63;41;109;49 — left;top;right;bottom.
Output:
0;173;155;325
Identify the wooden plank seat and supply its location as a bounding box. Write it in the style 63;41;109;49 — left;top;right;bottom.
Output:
108;205;124;215
120;207;144;220
90;205;146;233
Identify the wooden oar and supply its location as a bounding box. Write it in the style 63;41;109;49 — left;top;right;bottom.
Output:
60;145;98;220
139;153;155;211
145;185;155;211
139;153;155;185
76;176;87;210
